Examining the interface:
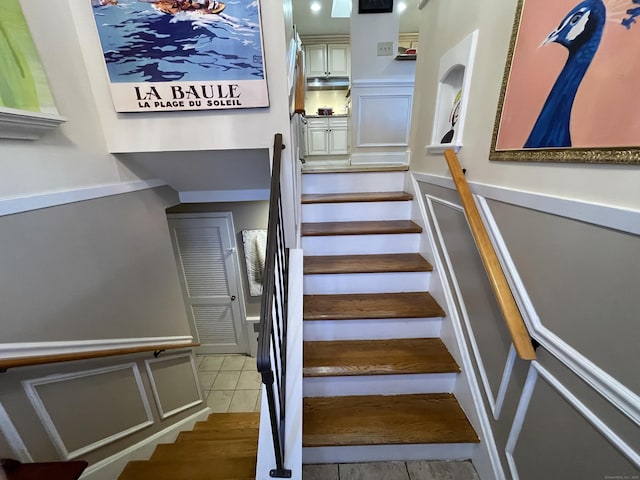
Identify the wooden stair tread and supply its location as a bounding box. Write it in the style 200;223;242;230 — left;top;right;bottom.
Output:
177;428;258;442
304;292;445;320
301;220;422;236
118;458;255;480
193;412;259;432
302;191;413;204
304;253;433;274
151;438;257;461
303;394;479;447
303;338;459;377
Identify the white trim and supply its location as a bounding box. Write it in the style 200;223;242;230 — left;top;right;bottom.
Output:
178;189;270;203
0;401;33;462
80;407;211;480
0;180;167;218
412;172;640;235
426;195;513;421
351;79;416;88
0;107;66;140
356;94;412;147
0;336;194;360
494;346;517;420
409;173;505;480
477;196;640;426
22;363;154;460
144;353;203;419
506;362;640;479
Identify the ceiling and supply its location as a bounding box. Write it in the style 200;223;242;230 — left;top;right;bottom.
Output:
292;0;421;36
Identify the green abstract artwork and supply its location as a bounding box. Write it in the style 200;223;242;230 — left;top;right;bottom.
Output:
0;0;56;113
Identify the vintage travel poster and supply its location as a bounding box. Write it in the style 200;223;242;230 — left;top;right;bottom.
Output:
90;0;269;112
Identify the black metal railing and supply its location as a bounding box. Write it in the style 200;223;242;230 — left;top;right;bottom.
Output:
257;133;292;478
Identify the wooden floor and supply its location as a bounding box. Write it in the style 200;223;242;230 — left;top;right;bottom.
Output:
303;394;480;447
118;413;259;480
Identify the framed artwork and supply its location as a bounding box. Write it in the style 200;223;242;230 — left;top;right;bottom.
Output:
358;0;393;14
0;0;65;139
90;0;269;112
490;0;640;164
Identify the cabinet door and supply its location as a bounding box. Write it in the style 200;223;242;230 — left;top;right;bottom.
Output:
329;127;349;154
306;45;328;77
307;127;330;155
327;44;349;77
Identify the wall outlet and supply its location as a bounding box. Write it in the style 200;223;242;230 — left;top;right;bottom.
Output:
377;42;394;56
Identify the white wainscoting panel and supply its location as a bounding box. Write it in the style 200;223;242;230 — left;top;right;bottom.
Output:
145;353;203;419
23;363;154;460
506;362;640;480
356;94;412;147
0;401;33;462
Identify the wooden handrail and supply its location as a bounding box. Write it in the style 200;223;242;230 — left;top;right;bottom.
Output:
0;342;200;370
294;50;305;115
444;149;536;360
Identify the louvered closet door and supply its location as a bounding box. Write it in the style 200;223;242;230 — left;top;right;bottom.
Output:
168;216;248;354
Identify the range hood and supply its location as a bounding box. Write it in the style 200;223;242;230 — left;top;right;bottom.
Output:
306;76;350;90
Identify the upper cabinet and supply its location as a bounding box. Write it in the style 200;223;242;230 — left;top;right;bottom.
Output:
306;44;350;78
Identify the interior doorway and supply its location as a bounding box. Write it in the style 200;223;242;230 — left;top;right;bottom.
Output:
167;213;249;355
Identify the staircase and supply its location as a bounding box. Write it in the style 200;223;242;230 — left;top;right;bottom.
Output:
118;413;259;480
300;167;479;464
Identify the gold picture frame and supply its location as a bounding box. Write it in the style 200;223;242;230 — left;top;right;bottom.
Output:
490;0;640;164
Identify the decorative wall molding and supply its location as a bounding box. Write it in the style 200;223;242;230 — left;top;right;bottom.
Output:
356;94;412;147
79;407;211;480
0;336;194;360
426;195;514;420
350;152;408;165
0;179;168;218
0;107;67;141
351;79;416;88
412;172;640;235
408;173;505;480
23;363;154;460
0;401;33;462
144;353;203;420
477;196;640;426
506;362;640;479
178;189;270;203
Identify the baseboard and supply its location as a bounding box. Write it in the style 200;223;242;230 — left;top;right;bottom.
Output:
79;407;211;480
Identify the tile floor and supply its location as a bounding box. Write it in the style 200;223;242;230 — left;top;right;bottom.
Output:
196;354;262;413
303;461;480;480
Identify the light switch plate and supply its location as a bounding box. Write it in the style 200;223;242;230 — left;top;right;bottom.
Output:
377;42;394;56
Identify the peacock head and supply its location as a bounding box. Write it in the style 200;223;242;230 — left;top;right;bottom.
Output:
541;0;606;52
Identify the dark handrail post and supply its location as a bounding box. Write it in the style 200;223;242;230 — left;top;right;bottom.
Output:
257;133;292;478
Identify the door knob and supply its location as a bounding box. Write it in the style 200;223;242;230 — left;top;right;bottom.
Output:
231;295;236;301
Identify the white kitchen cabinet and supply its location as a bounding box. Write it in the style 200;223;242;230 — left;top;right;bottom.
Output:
306;117;349;156
305;44;350;78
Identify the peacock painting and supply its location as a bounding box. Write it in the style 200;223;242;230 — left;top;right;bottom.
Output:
493;0;640;155
525;0;606;148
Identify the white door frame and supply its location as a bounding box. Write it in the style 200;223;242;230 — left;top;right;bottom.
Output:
167;212;250;355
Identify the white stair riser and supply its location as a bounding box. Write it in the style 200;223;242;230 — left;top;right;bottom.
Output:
303;373;456;397
302;172;405;194
302;201;412;223
303;317;443;341
302;443;477;464
304;271;431;294
302;233;420;256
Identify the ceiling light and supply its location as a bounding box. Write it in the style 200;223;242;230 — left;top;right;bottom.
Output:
397;1;407;12
311;2;321;12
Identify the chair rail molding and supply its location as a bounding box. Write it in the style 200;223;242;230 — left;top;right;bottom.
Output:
0;179;168;218
0;107;67;140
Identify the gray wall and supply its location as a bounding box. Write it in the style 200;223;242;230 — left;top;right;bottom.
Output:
0;189;206;468
166;201;270;319
0;188;190;342
419;180;639;478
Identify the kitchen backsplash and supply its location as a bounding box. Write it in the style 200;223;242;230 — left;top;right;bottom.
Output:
305;90;350;115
